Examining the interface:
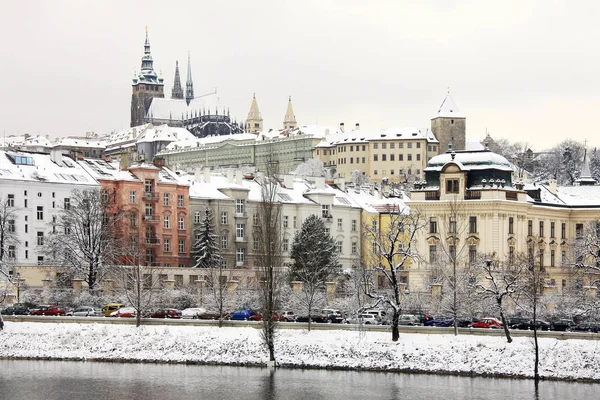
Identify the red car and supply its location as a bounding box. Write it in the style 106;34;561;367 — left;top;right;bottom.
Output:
144;308;181;319
249;312;282;321
30;305;66;316
471;317;503;329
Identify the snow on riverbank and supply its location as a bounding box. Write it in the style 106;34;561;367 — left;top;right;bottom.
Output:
0;322;599;381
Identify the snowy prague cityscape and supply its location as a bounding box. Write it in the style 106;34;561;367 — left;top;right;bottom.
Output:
1;1;599;399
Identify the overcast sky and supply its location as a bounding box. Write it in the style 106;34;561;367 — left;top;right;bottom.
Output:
1;1;598;150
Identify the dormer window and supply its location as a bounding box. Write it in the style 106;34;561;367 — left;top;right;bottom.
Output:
446;179;459;193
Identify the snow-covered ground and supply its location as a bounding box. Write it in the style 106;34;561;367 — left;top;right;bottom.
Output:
0;322;599;382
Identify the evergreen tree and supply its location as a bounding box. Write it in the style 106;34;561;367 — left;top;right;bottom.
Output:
290;214;339;330
192;207;221;268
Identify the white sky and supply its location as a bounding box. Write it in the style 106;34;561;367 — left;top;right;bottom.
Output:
1;0;598;149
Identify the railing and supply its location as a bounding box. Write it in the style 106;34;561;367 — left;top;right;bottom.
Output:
425;191;440;200
235;212;247;218
143;215;159;223
236;261;245;267
465;190;481;200
322;215;333;223
506;191;518;201
143;192;159;201
235;236;247;243
145;237;160;245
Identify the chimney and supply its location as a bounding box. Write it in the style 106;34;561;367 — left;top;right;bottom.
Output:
50;149;62;165
315;176;325;189
120;153;129;171
227;169;234;184
194;167;203;183
283;174;294;189
334;178;345;192
355;123;360;131
153;157;165;168
549;179;557;195
203;167;211;183
339;122;345;133
235;170;242;185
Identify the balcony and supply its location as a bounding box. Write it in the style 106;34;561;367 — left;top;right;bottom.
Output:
143;215;159;223
235;211;248;219
425;191;440;200
235;236;248;243
143;192;159;201
145;237;160;245
322;215;333;223
236;261;245;267
464;190;481;200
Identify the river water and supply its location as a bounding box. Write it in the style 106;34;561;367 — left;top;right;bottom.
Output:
0;360;595;400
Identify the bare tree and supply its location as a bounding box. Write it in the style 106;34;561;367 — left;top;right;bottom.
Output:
475;253;529;343
289;214;339;331
45;189;123;294
362;205;425;342
254;164;284;364
293;159;326;178
0;195;19;303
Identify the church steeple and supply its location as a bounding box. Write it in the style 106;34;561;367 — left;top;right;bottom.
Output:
131;27;164;127
171;60;184;99
283;96;297;130
185;52;194;106
574;144;597;186
245;93;263;133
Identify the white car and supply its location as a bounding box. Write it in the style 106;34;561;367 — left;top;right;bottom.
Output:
181;307;207;319
71;306;103;317
346;314;380;325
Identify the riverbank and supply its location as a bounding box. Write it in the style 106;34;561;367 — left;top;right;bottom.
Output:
1;321;599;382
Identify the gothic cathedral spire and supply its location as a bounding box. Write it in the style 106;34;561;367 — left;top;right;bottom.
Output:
245;93;263;133
171;60;183;99
185;52;194;106
283;96;297;130
131;27;164;127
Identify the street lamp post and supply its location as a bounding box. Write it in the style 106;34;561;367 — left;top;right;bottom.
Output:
15;272;21;304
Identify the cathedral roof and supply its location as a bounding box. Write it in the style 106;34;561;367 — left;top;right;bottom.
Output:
136;124;196;144
146;92;225;121
432;92;464;119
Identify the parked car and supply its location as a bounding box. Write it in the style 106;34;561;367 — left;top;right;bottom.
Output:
321;309;345;323
102;303;125;317
109;307;137;318
278;310;296;322
424;317;453;327
364;309;388;324
181;307;206;319
508;317;530;329
249;312;282;321
346;314;380;325
230;308;258;321
30;305;66;316
295;313;329;323
1;305;31;315
571;322;600;333
198;310;230;320
551;319;575;332
398;314;421;326
145;308;181;319
413;313;433;324
470;317;503;329
71;306;103;317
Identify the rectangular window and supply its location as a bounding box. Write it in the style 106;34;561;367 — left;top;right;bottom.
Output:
101;189;108;203
551;249;555;267
145;203;153;217
373;154;378;162
407;154;412;161
509;246;515;264
253;236;260;250
283;238;289;252
449;245;456;261
321;205;330;218
37;231;44;246
539;250;544;269
179;240;185;253
24;199;27;208
221;211;228;225
469;216;477;234
416;154;421;161
390;143;395;149
561;223;566;239
293;216;297;228
163;193;170;206
382;154;387;161
163;215;170;229
562;250;567;266
399;154;403;161
236;199;245;215
337;218;343;230
429;217;437;234
236;248;245;264
446;179;459;194
539;221;544;237
390;154;395;161
194;211;201;224
550;222;555;238
528;220;533;236
178;217;185;230
221;235;228;249
145;180;152;194
37;206;43;220
336;241;343;253
351;219;357;232
164;239;170;252
469;245;477;264
7;194;14;207
371;218;378;232
449;216;456;234
178;194;184;207
130;213;137;227
576;223;584;239
429;245;437;263
283;215;289;228
236;224;245;240
8;245;15;259
253;213;259;226
64;198;70;210
509;217;514;234
408;142;412;149
130;191;136;204
352;241;358;254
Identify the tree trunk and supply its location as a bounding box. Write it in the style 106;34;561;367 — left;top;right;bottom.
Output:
498;305;512;343
392;311;400;342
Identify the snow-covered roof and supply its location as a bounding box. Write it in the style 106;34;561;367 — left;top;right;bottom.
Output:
432;93;465;119
136;124;195;144
535;183;600;207
1;135;53;149
426;150;513;172
465;138;485;151
0;150;98;185
53;137;107;149
77;159;139;182
345;187;409;214
105;124;151;149
146;92;224;121
315;127;438;148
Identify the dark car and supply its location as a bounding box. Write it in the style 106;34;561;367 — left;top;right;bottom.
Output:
145;308;181;319
1;305;31;315
512;319;551;331
295;313;329;323
321;309;345;323
508;317;530;329
424;317;453;327
571;322;600;333
230;308;258;321
551;319;575;332
30;305;66;316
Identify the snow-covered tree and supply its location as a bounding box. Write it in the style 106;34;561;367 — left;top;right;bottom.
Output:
0;194;19;303
289;214;339;330
293;159;326;178
533;139;584;185
191;207;222;269
351;170;369;187
45;188;123;294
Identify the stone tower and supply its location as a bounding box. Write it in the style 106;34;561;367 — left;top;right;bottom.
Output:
245;94;263;133
171;60;184;99
185;52;194;106
130;28;164;127
430;92;466;153
283;96;297;130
